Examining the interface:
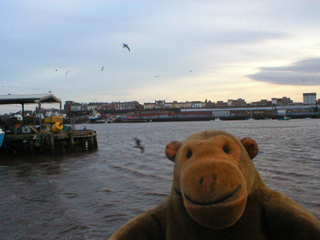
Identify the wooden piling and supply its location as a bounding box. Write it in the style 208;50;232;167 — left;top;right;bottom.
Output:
23;140;28;154
69;132;75;152
29;140;34;154
93;135;98;149
49;133;54;153
88;132;94;150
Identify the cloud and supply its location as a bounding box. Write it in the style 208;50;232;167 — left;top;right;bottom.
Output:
247;58;320;86
1;1;320;113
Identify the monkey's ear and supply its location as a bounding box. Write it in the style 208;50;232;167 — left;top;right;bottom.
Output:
240;137;259;159
165;141;182;162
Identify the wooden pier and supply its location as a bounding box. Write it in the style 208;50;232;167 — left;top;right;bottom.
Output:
0;130;98;155
0;93;99;155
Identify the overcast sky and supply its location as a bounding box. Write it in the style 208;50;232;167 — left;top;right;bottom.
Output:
1;0;320;113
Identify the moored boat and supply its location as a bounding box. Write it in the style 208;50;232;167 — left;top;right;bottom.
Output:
278;116;290;120
210;118;221;122
89;111;106;123
0;128;5;147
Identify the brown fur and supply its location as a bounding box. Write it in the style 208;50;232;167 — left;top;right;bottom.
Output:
109;130;320;239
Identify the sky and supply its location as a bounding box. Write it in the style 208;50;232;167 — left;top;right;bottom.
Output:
1;0;320;114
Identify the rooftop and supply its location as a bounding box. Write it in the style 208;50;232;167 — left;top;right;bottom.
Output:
0;93;61;105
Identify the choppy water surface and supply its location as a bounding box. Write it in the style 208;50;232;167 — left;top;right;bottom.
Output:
0;120;319;239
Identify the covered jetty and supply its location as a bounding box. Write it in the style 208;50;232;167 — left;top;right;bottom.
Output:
0;93;62;128
0;93;98;154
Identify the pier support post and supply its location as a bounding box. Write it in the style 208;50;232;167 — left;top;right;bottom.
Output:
29;140;34;154
88;132;94;150
70;132;74;152
49;133;54;153
93;135;98;149
23;140;28;154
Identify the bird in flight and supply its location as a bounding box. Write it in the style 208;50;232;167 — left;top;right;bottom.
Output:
123;43;130;52
101;66;104;71
65;71;71;76
133;138;144;153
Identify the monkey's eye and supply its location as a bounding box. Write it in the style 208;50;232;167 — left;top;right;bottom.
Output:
223;145;231;154
186;149;192;158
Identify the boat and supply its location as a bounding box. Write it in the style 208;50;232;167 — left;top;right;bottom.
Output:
278;116;290;120
89;111;106;123
210;118;221;122
0;128;4;147
93;118;106;123
246;110;255;120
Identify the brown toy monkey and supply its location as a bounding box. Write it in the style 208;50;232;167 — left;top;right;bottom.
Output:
109;130;320;239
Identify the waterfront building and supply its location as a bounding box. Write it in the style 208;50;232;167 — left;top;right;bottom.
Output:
113;101;140;110
70;103;82;111
144;102;156;109
189;101;206;108
155;100;166;109
303;93;317;105
216;101;228;107
271;97;293;105
251;99;273;107
227;98;246;107
206;100;216;108
64;100;75;111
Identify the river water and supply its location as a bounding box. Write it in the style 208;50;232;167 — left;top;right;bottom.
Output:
0;119;319;239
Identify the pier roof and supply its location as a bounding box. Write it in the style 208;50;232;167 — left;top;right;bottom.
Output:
0;93;61;105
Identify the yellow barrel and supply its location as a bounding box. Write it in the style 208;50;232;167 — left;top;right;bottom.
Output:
52;122;63;133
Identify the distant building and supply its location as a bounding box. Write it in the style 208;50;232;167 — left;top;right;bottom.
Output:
144;102;156;109
206;100;216;108
251;99;272;107
64;100;75;111
87;103;98;111
216;101;228;107
100;103;111;111
113;101;140;110
271;97;293;105
144;100;206;109
227;98;246;107
303;93;317;104
168;101;184;108
70;103;82;111
64;93;315;114
190;101;206;108
155;100;166;109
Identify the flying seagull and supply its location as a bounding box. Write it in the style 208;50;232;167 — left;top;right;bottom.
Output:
65;71;71;76
101;66;104;71
133;138;144;153
123;43;130;52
